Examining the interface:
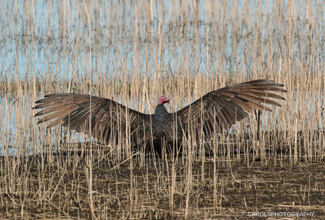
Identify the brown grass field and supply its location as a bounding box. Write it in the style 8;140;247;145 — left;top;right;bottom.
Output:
0;0;324;219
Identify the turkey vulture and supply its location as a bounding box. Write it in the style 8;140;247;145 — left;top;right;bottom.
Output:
33;79;286;155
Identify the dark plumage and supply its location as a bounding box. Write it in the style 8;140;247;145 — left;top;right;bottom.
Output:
33;79;286;155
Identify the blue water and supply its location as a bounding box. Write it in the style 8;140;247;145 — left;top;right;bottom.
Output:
4;0;320;81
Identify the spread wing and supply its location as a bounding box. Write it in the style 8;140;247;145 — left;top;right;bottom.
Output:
175;79;286;141
33;94;152;146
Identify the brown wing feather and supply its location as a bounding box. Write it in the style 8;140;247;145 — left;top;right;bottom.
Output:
175;79;286;141
33;94;152;146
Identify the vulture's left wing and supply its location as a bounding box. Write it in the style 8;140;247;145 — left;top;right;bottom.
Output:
174;79;286;141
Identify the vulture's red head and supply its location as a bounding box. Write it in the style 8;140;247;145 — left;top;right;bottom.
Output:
158;96;171;105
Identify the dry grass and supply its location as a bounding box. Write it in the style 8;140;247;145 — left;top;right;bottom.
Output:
0;0;324;219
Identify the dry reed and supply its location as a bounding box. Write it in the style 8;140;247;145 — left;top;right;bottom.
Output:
0;0;324;219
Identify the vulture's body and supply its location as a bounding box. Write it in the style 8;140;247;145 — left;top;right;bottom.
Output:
33;80;286;155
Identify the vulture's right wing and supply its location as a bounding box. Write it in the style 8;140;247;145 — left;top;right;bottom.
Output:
33;94;152;145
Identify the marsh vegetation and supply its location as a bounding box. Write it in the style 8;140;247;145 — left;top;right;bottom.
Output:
0;0;324;219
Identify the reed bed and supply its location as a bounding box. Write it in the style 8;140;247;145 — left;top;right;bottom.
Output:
0;0;324;219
